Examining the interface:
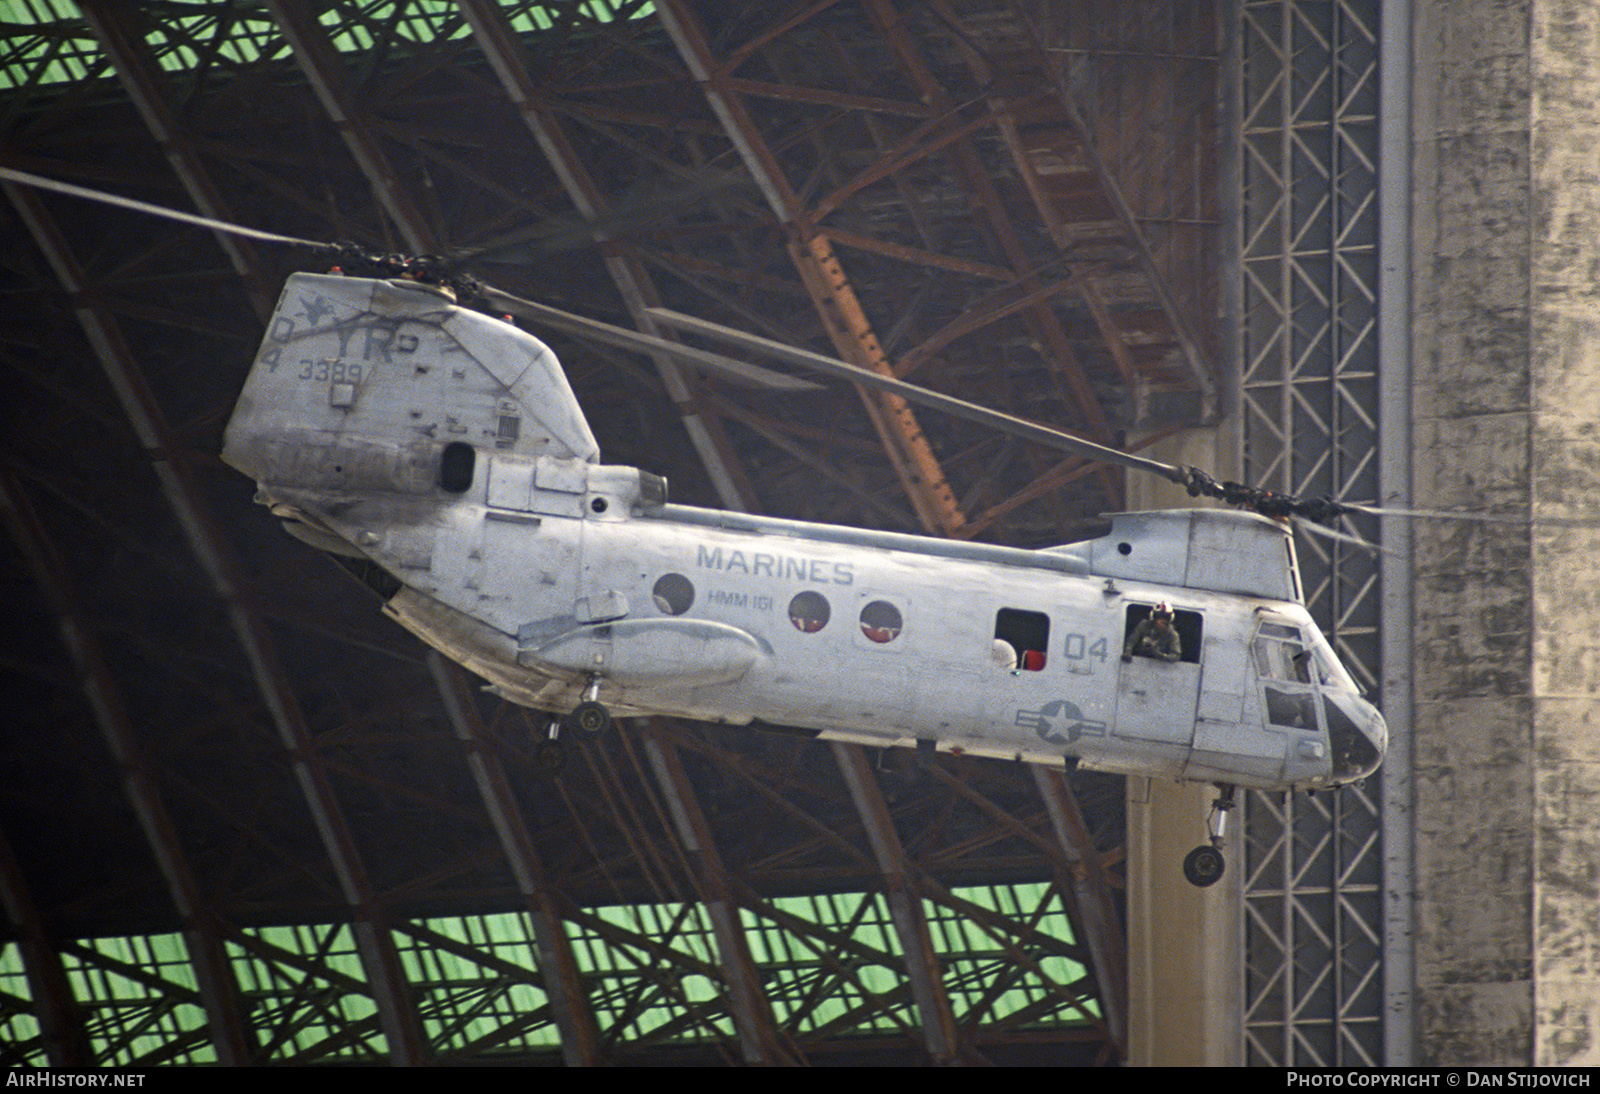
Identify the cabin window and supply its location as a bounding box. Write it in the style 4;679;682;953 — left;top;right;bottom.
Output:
788;591;830;633
439;441;476;493
1122;604;1202;664
859;600;902;643
995;608;1049;671
652;573;694;615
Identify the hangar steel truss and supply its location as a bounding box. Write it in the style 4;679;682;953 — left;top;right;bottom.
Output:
1237;0;1387;1067
0;0;1226;1065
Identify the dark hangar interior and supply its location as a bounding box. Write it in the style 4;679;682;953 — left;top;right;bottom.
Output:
0;0;1220;1066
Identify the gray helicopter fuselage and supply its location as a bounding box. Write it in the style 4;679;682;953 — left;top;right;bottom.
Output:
223;272;1386;791
382;481;1379;789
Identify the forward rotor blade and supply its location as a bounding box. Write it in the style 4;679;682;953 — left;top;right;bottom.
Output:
1292;515;1392;555
644;306;1190;486
1339;503;1600;527
478;287;820;394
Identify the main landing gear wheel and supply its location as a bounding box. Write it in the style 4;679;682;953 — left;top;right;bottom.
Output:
530;718;568;777
562;676;612;738
1183;784;1236;888
533;737;568;775
565;700;611;737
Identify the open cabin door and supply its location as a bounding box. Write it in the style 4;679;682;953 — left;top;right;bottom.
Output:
1113;604;1200;772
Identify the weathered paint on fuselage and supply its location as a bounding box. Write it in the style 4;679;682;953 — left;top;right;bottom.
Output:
371;475;1353;789
225;272;1385;792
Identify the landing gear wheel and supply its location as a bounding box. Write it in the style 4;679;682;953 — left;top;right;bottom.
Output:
533;738;568;775
1183;844;1225;887
565;700;611;738
1181;783;1236;887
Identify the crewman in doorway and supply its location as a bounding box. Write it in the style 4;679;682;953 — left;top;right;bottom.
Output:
1123;602;1181;663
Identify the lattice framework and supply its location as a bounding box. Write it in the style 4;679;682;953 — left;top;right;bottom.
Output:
1238;0;1384;1067
0;0;1225;1065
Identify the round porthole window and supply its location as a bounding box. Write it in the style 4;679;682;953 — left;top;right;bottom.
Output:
859;600;902;644
651;573;694;615
788;590;830;633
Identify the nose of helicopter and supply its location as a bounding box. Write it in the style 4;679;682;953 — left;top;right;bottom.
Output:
1325;692;1386;782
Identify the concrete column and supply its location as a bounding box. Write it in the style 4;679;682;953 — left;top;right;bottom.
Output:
1525;5;1600;1063
1124;426;1242;1067
1126;777;1241;1065
1411;0;1600;1066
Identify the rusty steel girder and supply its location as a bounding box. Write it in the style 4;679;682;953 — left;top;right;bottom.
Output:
0;0;1228;1065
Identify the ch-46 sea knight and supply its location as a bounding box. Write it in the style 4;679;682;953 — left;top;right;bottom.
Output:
222;268;1388;886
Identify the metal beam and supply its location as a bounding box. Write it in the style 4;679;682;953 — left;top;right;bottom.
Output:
654;0;967;536
0;472;255;1065
77;0;277;320
1238;0;1385;1063
695;389;922;528
643;723;799;1064
1033;767;1129;1058
857;0;1122;499
429;653;602;1066
1019;14;1219;418
0;831;91;1067
831;742;972;1064
458;0;762;513
895;278;1078;380
261;0;435;255
3;181;430;1065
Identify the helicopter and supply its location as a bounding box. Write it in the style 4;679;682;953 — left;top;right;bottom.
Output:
219;258;1389;888
0;164;1402;887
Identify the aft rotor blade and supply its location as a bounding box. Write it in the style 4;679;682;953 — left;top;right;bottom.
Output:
0;167;1201;493
478;287;821;394
643;306;1190;486
0;166;326;249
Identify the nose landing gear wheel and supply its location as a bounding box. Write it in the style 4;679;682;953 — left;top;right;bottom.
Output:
1182;783;1235;888
1183;844;1225;887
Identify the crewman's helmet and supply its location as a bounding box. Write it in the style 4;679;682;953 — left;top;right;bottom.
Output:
1153;602;1172;620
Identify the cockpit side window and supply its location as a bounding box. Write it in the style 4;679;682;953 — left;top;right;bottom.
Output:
1255;621;1321;729
1254;622;1311;682
1309;632;1359;692
1264;687;1318;729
